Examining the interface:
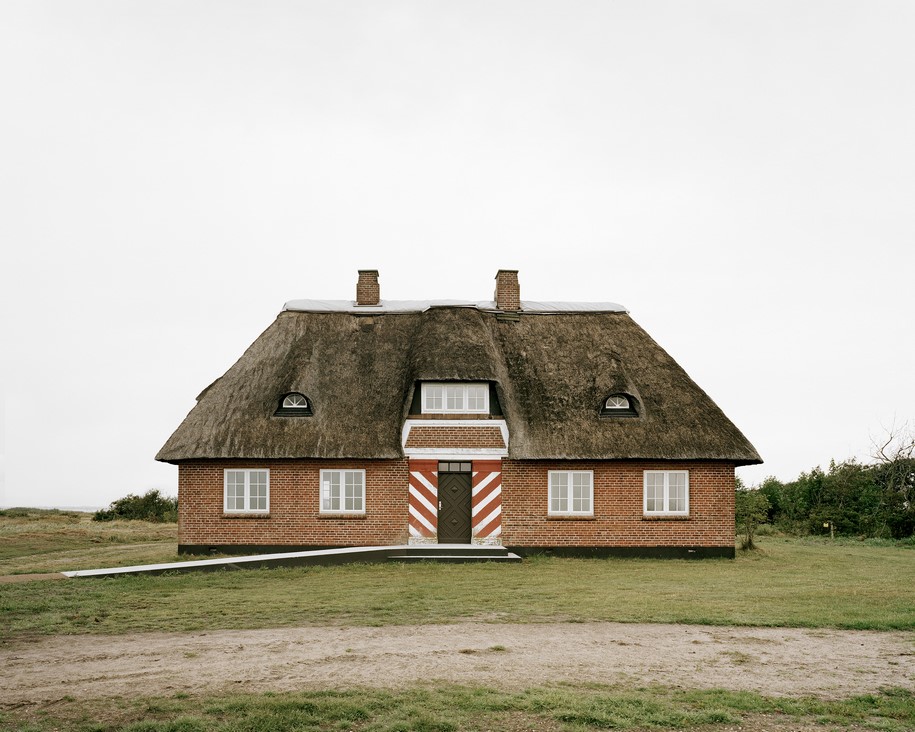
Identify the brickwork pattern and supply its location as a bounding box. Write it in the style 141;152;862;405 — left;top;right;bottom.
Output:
494;269;520;310
178;459;409;547
178;459;735;549
356;270;380;306
405;426;505;449
500;460;736;548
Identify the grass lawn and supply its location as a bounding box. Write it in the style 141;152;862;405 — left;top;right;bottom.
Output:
3;512;914;730
3;684;914;732
0;508;181;575
1;521;914;639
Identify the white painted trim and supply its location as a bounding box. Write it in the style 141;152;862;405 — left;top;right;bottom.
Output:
420;382;490;414
475;504;502;531
643;470;690;516
472;483;501;517
471;471;499;496
223;468;270;514
403;448;508;458
401;419;510;451
409;485;437;516
319;469;367;515
547;470;594;516
409;506;436;534
64;544;518;578
410;470;438;495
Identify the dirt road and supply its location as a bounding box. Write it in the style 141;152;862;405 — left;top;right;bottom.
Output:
3;622;913;705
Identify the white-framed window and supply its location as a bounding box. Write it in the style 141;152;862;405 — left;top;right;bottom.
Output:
224;469;269;513
421;383;489;414
605;395;629;409
320;469;365;514
282;393;308;408
643;470;689;515
548;470;593;516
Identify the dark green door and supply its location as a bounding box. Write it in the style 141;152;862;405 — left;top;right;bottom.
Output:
438;467;472;544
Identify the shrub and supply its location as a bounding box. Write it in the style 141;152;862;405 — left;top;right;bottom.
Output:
735;488;769;551
93;489;178;523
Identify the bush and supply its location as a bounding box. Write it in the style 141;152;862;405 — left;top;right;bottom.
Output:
753;453;915;540
735;488;770;550
94;489;178;523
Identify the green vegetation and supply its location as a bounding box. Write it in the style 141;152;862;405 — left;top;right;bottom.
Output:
0;508;179;575
3;685;914;732
2;537;913;641
94;489;178;523
755;431;915;539
735;480;770;550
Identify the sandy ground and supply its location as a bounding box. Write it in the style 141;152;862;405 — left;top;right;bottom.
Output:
2;622;914;706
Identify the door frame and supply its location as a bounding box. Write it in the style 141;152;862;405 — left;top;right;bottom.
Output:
437;461;473;544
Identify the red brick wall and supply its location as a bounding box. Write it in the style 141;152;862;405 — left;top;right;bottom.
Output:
177;458;734;549
500;460;735;548
405;426;505;448
178;459;410;547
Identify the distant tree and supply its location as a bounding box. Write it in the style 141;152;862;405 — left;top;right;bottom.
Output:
757;476;786;524
807;459;882;537
872;424;915;539
735;484;770;551
93;489;178;523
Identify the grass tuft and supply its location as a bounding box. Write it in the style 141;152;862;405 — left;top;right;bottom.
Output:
4;686;915;732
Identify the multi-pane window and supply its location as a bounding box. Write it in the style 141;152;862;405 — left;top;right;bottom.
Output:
421;383;489;413
320;469;365;513
224;469;269;513
282;394;308;408
548;470;593;515
643;471;689;515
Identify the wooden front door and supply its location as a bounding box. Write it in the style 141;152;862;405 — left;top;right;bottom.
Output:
438;463;472;544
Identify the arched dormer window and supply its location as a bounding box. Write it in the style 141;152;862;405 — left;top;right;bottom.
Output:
600;393;639;418
275;392;313;417
283;394;308;408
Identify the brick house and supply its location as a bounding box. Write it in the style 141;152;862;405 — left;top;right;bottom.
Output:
157;269;761;558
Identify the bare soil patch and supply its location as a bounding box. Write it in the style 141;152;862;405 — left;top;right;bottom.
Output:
3;622;914;706
0;573;66;584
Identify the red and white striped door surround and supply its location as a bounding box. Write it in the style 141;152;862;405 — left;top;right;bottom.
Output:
471;460;502;540
408;460;438;538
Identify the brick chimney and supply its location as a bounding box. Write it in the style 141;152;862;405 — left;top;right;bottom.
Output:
494;269;520;311
356;269;380;306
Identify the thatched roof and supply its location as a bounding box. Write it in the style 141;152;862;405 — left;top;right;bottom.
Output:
157;304;761;465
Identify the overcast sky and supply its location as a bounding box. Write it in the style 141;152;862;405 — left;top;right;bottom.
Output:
2;1;913;509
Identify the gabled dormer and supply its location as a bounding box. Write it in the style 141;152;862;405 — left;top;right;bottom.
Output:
407;382;504;417
403;381;508;457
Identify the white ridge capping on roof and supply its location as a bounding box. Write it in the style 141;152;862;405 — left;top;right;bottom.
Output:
282;299;628;314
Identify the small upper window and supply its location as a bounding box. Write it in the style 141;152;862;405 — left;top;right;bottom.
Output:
283;394;308;408
421;383;489;414
275;392;313;417
600;393;638;418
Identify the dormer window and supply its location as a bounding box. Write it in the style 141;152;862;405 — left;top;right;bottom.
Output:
421;382;489;414
283;394;308;408
605;395;629;409
600;393;639;418
275;392;313;417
